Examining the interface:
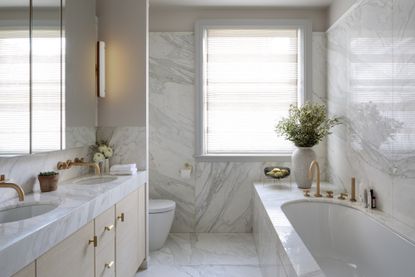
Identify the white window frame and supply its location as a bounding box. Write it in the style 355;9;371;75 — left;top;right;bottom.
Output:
195;19;312;162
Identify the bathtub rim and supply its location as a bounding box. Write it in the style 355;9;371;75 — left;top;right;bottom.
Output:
281;199;415;247
253;182;415;277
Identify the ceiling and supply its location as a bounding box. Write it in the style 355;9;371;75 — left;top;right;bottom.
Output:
1;0;333;9
0;0;58;8
150;0;333;8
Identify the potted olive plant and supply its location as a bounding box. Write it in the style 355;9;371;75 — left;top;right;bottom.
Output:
38;171;59;192
276;103;340;188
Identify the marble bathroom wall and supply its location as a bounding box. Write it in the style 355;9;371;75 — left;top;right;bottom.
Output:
253;191;292;277
96;126;147;170
65;127;96;149
327;0;415;228
0;147;90;202
149;32;327;232
149;32;196;232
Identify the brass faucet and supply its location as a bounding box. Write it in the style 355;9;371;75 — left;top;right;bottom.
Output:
57;158;101;175
308;160;322;197
0;175;25;201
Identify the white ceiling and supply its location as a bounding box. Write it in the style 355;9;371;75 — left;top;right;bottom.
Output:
0;0;58;8
150;0;333;8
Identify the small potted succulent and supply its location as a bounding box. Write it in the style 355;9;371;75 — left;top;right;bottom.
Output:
38;171;59;192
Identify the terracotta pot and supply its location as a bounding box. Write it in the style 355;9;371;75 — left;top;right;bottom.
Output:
38;174;59;192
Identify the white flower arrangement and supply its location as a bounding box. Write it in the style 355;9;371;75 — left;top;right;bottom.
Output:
91;141;114;163
93;152;105;163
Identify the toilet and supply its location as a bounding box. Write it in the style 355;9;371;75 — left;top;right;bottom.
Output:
149;199;176;251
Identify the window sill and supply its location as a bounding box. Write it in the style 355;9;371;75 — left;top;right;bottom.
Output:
194;154;291;162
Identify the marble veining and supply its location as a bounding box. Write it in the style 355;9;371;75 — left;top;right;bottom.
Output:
0;172;146;276
327;0;415;228
0;147;91;203
149;32;196;232
253;182;415;277
97;126;147;170
65;127;96;149
138;233;261;277
149;32;327;233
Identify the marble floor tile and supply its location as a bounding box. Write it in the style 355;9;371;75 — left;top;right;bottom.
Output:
149;233;192;266
137;265;262;277
139;233;261;277
189;233;259;266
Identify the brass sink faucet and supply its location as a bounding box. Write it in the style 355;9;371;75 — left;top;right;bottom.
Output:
57;158;101;176
0;175;25;201
308;160;322;197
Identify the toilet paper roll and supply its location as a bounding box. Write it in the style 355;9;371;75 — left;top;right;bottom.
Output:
179;168;192;179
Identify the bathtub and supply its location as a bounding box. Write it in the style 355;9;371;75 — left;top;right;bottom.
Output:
282;201;415;277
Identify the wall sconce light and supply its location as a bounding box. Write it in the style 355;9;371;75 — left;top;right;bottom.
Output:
97;41;106;98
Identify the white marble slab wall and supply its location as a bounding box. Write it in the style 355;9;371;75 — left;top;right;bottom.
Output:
253;191;290;277
327;0;415;228
149;32;327;232
96;126;147;171
65;127;96;149
0;147;90;202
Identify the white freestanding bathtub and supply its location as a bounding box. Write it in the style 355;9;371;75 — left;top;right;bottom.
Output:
282;201;415;277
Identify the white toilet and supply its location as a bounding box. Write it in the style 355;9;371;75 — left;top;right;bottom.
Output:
149;199;176;251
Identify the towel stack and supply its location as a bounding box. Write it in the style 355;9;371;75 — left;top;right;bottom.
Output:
110;164;137;175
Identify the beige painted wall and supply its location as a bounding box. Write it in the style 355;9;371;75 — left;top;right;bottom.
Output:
65;0;97;127
327;0;356;28
149;7;328;32
97;0;148;127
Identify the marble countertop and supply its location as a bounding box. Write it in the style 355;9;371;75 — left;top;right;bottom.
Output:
254;182;415;277
0;171;147;277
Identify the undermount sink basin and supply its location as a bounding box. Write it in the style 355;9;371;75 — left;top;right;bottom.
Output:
0;203;59;224
74;176;118;185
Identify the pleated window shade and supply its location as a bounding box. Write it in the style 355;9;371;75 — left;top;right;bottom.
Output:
0;30;30;155
204;29;299;155
0;28;63;155
32;29;63;153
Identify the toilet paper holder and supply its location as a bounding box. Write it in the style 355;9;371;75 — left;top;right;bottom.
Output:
179;163;192;178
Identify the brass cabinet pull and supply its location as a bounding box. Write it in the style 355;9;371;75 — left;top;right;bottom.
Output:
117;213;125;222
105;261;114;269
105;224;114;231
88;235;98;247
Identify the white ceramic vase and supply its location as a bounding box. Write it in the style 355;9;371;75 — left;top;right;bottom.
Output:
99;159;110;174
292;147;316;189
104;159;110;174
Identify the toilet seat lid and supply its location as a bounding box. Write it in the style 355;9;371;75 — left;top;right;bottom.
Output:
149;199;176;213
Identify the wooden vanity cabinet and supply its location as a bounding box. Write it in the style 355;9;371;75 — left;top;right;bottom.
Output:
13;186;146;277
36;221;95;277
12;262;35;277
115;188;141;277
137;186;146;264
95;207;116;277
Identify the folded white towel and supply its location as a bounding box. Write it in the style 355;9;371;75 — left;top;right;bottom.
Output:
110;164;137;171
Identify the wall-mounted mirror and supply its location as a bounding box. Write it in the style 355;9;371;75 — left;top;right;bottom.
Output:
0;0;97;156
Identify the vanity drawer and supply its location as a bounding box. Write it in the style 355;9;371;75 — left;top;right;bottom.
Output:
95;207;116;277
37;222;95;277
12;262;35;277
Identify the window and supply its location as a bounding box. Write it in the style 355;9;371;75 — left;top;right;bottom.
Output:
0;24;63;155
0;28;31;155
195;20;311;160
